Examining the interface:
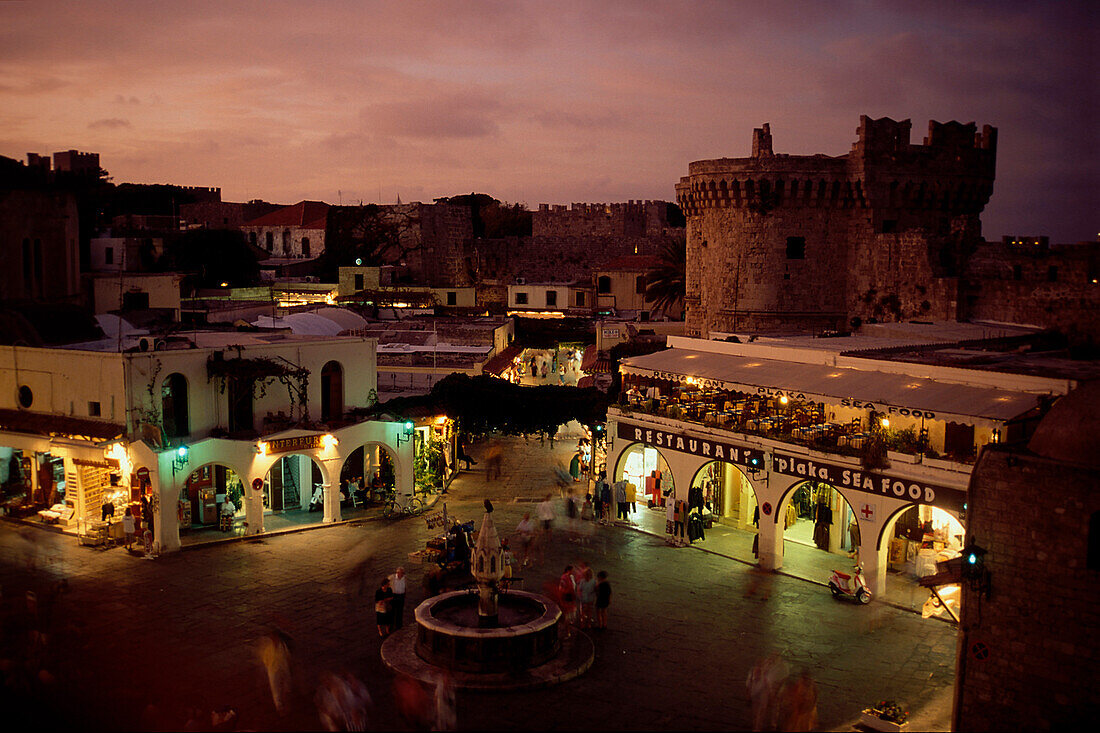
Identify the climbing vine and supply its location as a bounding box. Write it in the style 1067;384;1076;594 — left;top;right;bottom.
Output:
206;353;312;423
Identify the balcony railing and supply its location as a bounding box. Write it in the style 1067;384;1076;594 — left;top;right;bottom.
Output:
614;389;976;467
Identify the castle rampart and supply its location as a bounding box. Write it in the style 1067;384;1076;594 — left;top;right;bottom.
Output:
677;116;997;336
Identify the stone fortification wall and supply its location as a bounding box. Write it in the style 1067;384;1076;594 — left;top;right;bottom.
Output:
957;446;1100;730
962;241;1100;340
533;200;671;238
473;233;674;293
676;117;997;335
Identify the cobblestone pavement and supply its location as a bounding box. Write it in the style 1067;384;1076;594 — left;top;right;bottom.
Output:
0;435;957;731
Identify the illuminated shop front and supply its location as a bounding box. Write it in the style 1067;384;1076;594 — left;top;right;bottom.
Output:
606;334;1071;603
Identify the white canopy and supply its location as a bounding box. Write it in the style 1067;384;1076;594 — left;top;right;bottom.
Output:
620;348;1049;426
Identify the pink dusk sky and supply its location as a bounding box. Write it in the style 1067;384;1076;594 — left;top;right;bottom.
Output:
0;1;1094;242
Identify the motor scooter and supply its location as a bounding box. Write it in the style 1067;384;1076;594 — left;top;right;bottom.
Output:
828;565;871;604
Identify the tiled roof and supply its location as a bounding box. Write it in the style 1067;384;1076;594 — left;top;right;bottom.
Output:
0;408;125;441
244;200;329;228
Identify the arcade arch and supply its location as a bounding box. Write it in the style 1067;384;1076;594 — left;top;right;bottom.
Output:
776;480;859;573
179;462;245;530
613;442;674;507
339;442;399;505
688;460;758;529
877;502;967;617
263;453;325;514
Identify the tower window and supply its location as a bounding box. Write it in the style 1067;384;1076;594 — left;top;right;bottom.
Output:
786;237;806;259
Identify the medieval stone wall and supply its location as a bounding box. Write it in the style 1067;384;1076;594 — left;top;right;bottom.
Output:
677;116;997;336
533;200;672;238
962;241;1100;340
957;446;1100;730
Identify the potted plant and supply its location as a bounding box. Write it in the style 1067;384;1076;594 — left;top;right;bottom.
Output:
860;700;910;732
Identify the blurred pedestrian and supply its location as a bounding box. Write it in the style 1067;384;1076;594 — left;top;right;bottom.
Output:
393;675;433;730
558;565;577;626
430;670;456;731
614;478;628;521
515;512;535;567
537;494;555;539
775;669;818;731
578;567;597;628
375;577;394;638
595;570;611;629
388;567;407;630
746;653;789;731
485;444;503;481
315;671;372;731
257;628;294;717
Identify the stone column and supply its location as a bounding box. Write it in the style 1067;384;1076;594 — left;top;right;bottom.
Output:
323;482;341;523
757;467;783;571
866;536;887;597
245;478;264;535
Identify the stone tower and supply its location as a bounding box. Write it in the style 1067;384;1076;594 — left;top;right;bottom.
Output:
675;116;997;336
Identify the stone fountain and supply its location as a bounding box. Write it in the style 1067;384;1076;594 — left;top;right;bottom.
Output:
381;502;593;689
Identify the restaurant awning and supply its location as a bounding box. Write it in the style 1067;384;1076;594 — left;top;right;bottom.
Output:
580;349;612;374
619;348;1047;426
0;408;125;442
481;344;525;376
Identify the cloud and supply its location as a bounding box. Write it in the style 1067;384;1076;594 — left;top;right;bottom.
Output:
362;93;505;140
88;118;131;129
0;1;1092;240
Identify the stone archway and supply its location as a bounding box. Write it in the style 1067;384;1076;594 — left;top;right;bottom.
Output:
686;459;758;529
177;462;247;530
773;478;860;576
339;441;401;506
612;441;676;502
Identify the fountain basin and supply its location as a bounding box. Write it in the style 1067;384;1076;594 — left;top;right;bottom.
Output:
414;590;561;673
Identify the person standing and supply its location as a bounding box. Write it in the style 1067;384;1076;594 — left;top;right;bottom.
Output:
599;477;612;525
624;480;637;523
122;507;135;551
375;577;394;637
388;567;407;630
614;479;627;522
594;571;611;629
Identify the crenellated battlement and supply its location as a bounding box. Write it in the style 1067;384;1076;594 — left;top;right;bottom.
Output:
533;199;672;237
678;115;999;337
676;116;996;217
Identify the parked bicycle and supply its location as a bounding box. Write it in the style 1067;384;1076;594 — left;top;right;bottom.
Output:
381;491;427;518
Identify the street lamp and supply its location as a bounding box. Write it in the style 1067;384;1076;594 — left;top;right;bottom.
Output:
171;445;189;477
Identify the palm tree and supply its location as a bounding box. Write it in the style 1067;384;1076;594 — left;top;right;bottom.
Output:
644;235;686;318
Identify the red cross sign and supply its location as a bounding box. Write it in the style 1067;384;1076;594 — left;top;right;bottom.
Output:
860;503;876;521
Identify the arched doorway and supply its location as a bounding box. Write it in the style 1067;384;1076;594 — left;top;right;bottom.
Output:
321;361;344;423
263;454;325;514
613;442;674;506
161;373;189;439
340;442;399;506
779;480;859;572
688;460;757;529
880;503;967;617
180;463;244;530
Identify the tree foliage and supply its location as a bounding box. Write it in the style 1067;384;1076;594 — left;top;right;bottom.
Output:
644;235;687;317
319;204;412;281
167;229;259;288
436;193;532;238
378;373;610;436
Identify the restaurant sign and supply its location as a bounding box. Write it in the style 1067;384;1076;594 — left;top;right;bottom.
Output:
266;434;325;454
772;452;966;512
617;420;764;468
